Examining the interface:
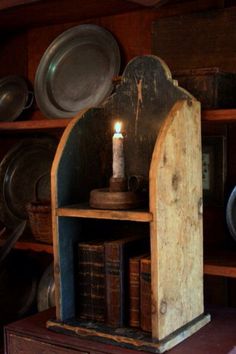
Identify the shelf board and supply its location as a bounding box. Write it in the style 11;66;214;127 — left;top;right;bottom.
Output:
0;118;69;132
15;240;53;253
56;204;152;222
204;250;236;278
1;109;236;130
204;263;236;278
0;239;53;253
202;109;236;122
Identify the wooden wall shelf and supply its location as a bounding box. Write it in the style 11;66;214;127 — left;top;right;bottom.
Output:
204;250;236;278
1;109;235;133
3;238;236;276
0;239;53;254
204;262;236;278
202;109;236;122
0;119;69;132
13;240;53;253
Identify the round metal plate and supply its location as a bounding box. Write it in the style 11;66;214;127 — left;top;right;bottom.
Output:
226;186;236;241
0;137;57;228
37;263;55;312
35;24;120;118
0;76;29;121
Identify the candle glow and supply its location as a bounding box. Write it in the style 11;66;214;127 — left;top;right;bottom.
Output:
115;121;122;134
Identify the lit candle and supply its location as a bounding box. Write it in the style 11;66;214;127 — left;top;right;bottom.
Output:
112;121;125;178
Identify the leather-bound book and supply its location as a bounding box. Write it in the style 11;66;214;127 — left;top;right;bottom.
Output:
104;235;149;327
128;253;149;328
140;256;151;332
77;240;105;322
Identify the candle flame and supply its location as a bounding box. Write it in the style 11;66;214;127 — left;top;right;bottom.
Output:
114;121;122;134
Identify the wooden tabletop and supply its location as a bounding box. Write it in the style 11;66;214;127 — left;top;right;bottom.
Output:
4;307;236;354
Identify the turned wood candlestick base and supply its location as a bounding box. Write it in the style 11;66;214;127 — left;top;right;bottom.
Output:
109;177;127;192
89;177;146;210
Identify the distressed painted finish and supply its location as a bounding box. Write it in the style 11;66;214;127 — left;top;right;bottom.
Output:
50;55;209;351
51;108;111;319
105;55;190;181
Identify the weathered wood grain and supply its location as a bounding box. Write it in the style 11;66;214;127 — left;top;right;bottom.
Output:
149;99;205;339
47;314;210;353
105;55;190;182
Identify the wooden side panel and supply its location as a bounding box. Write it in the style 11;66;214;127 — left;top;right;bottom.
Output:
150;99;204;340
51;116;81;320
51;109;111;320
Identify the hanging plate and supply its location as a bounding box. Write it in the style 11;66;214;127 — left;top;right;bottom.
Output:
0;137;57;228
37;263;55;312
226;186;236;241
0;76;30;121
34;24;120;118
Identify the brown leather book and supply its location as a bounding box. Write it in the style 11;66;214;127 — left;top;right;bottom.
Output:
104;235;149;327
140;256;151;332
128;253;149;328
77;240;105;322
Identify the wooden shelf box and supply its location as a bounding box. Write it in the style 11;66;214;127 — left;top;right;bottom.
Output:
48;55;210;353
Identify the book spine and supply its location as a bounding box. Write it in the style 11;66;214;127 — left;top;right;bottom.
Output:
78;243;105;322
105;236;149;327
105;243;124;327
140;257;151;332
129;257;141;327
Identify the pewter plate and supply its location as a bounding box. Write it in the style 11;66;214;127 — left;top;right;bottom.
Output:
226;186;236;241
37;263;55;312
0;137;57;228
0;76;29;121
35;24;120;118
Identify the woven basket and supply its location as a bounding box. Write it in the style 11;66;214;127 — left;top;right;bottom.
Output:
26;173;52;244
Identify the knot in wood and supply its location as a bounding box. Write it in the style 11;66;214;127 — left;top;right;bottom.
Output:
172;173;180;191
160;300;167;315
187;99;193;106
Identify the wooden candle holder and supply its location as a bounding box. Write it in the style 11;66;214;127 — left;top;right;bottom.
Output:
89;177;147;209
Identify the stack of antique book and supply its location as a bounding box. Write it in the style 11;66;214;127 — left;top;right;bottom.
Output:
76;235;151;332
